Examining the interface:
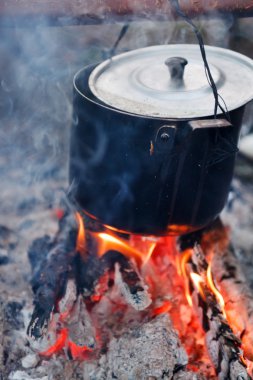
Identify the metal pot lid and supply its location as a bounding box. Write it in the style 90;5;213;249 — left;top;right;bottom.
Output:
89;44;253;119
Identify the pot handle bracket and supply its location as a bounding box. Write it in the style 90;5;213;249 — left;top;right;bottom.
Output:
189;119;232;129
153;125;177;153
189;119;240;168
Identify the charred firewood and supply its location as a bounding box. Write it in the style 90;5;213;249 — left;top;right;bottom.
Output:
179;243;250;380
114;257;151;310
200;221;253;363
27;212;78;339
77;248;151;311
27;208;151;341
100;250;151;310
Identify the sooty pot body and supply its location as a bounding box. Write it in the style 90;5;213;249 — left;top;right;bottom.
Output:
69;64;244;236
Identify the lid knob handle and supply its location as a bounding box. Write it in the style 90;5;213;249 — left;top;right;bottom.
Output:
165;57;188;87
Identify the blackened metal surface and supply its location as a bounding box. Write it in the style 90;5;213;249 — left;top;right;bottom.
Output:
69;64;244;236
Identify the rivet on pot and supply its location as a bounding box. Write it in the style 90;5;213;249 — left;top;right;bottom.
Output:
160;132;170;142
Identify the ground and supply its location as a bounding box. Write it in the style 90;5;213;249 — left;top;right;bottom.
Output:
0;17;252;380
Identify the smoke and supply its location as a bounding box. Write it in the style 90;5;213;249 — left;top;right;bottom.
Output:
0;16;252;217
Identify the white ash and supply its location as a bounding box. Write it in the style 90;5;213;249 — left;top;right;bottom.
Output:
9;370;47;380
12;357;78;380
230;361;252;380
67;295;96;349
114;262;152;311
83;314;190;380
28;313;60;354
58;279;77;315
21;354;40;369
105;314;187;380
173;371;206;380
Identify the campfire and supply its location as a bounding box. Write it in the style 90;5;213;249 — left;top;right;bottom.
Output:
25;208;252;379
1;1;253;380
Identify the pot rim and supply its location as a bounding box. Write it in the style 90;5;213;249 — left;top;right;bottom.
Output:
73;63;247;122
85;45;253;119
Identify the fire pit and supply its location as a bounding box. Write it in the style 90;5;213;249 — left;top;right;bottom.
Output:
1;4;253;380
20;208;252;379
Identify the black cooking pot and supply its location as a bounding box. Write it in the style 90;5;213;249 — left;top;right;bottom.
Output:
70;45;253;236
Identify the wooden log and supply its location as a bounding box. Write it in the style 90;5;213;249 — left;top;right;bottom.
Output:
114;260;151;310
201;222;253;363
0;0;252;27
185;244;250;380
27;213;78;339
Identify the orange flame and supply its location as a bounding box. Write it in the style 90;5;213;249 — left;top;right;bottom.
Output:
185;282;193;307
190;272;206;301
179;249;193;278
92;231;155;266
207;263;226;318
178;249;194;306
179;249;227;319
75;212;86;253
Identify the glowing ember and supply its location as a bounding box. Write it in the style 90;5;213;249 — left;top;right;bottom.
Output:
152;300;172;316
54;207;65;220
68;341;93;360
40;328;68;358
40;327;93;360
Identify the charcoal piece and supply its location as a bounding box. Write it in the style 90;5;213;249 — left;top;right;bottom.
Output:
74;252;104;297
114;261;151;310
74;245;151;312
28;235;54;277
177;230;204;251
27;213;78;339
76;249;142;297
177;218;223;252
